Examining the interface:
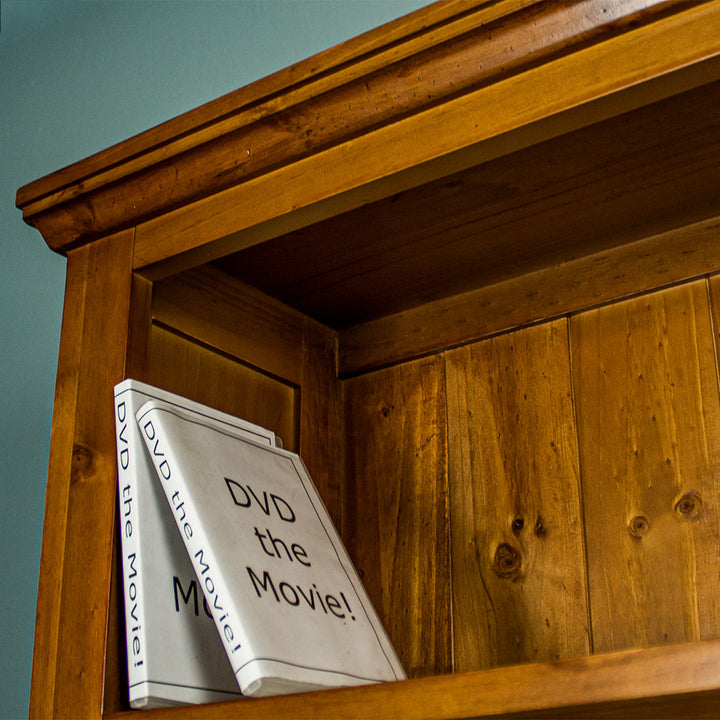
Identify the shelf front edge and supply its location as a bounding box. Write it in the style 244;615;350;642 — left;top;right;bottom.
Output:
106;641;720;720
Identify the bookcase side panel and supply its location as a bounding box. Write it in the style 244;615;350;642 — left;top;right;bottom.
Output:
571;280;720;654
30;229;134;720
445;319;590;671
342;356;451;678
149;262;346;521
31;249;89;719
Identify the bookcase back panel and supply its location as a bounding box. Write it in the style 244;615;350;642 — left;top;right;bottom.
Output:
143;256;720;680
343;356;452;679
571;281;720;654
338;276;720;676
445;320;590;671
146;324;297;451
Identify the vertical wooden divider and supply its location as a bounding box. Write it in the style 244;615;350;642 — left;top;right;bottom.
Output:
125;273;154;384
571;281;720;654
343;356;451;678
299;318;343;530
30;229;135;719
445;319;589;671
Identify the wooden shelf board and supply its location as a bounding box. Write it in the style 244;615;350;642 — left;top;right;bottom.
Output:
215;77;720;330
105;641;720;719
338;214;720;375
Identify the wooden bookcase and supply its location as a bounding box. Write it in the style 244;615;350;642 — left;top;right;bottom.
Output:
17;1;720;717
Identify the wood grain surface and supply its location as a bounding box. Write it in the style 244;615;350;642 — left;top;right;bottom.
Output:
106;641;720;720
339;215;720;376
571;281;720;653
343;356;451;678
219;80;720;329
30;229;134;719
446;320;589;670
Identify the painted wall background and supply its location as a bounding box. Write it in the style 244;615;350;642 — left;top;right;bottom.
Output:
0;1;427;716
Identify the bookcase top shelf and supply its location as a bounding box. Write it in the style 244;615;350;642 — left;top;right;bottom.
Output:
17;0;720;279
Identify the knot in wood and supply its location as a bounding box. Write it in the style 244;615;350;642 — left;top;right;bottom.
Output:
534;516;546;537
71;443;95;484
628;515;650;538
493;543;521;579
511;516;524;533
674;491;702;520
380;404;394;418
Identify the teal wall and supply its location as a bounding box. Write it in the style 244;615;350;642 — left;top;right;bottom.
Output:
0;1;427;716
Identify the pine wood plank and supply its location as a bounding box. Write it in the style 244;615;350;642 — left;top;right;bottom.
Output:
445;320;589;670
29;229;134;719
124;272;153;384
131;3;720;274
339;215;720;376
343;356;450;678
298;318;343;528
146;324;296;451
106;641;720;720
29;243;91;720
571;281;720;654
710;274;720;381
